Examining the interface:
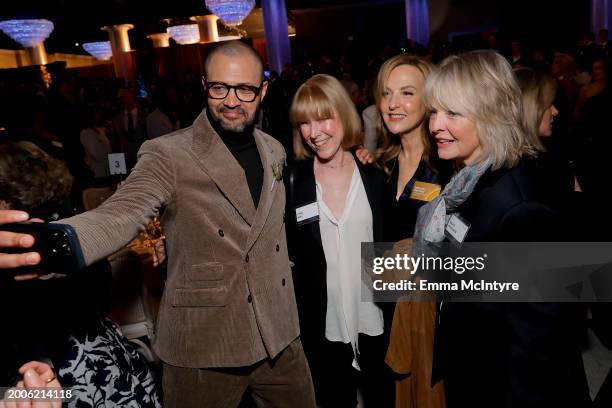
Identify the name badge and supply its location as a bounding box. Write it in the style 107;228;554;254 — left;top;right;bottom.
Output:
410;181;442;202
295;202;319;226
445;213;470;247
108;153;127;175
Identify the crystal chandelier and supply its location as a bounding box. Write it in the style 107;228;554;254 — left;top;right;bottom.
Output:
0;19;54;47
204;0;255;26
167;24;200;45
82;41;113;60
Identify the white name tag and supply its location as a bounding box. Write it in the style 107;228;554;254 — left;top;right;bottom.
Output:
445;213;470;247
108;153;127;175
295;202;319;226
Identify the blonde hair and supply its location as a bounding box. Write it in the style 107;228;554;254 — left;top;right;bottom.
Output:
374;54;434;174
515;67;558;148
424;50;538;170
290;74;363;160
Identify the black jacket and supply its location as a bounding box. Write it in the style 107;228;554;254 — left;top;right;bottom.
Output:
381;159;450;242
433;159;590;408
285;156;385;351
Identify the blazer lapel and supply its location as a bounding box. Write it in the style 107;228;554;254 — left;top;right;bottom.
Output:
355;159;376;214
190;111;256;225
245;129;280;251
355;156;383;241
294;160;323;250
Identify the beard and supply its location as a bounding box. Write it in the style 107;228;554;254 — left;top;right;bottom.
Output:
207;101;261;134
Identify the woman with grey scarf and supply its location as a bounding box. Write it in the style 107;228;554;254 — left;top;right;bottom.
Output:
414;50;590;407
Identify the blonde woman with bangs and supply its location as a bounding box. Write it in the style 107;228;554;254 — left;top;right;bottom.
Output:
413;50;590;407
286;74;393;408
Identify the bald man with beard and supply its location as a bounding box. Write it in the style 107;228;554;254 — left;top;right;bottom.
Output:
1;41;315;408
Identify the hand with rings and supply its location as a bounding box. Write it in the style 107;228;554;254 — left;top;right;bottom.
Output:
0;361;62;408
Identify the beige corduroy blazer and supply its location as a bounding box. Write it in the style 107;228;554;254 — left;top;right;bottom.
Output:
63;111;300;368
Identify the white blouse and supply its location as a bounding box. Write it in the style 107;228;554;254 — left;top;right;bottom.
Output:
316;165;384;370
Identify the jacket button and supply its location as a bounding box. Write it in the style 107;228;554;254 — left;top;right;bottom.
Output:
275;244;280;252
247;294;252;303
218;229;224;237
282;278;286;286
245;254;249;263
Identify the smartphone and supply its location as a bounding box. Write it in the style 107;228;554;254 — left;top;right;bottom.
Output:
0;222;86;276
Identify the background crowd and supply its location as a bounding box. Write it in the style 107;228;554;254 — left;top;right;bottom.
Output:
0;29;610;209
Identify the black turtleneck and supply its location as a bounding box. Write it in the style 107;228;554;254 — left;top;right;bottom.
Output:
207;109;263;207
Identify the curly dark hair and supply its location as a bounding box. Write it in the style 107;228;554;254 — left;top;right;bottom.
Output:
0;142;73;215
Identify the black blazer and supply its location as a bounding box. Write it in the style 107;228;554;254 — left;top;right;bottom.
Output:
285;156;385;351
433;159;590;408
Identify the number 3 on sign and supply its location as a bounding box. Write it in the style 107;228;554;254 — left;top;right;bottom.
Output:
108;153;127;175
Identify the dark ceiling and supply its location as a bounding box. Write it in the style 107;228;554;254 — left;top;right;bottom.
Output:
0;0;592;55
0;0;380;53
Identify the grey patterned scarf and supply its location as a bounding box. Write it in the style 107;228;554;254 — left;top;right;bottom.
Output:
412;158;491;256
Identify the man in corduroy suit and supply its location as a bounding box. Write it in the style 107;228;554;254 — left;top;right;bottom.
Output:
2;41;315;408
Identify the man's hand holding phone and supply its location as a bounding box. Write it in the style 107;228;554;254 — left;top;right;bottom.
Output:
0;210;85;280
0;211;41;276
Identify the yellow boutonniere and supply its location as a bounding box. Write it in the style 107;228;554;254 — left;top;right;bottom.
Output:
272;159;285;181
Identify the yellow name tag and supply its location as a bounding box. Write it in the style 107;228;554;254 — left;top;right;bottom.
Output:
409;181;441;202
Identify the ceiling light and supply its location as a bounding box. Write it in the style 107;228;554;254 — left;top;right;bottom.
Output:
0;19;54;47
167;24;200;45
82;41;113;60
204;0;255;26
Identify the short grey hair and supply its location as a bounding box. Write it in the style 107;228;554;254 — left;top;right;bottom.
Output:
424;50;538;170
204;40;264;82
